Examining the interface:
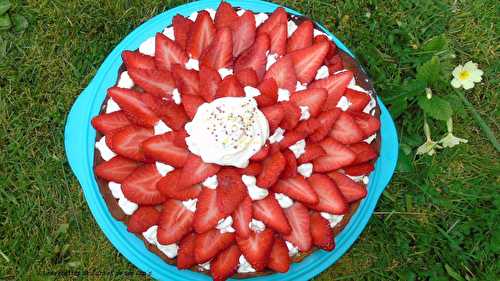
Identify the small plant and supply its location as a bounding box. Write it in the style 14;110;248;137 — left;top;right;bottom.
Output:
0;0;28;32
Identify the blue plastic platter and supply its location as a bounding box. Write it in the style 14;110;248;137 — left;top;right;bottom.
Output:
64;1;399;280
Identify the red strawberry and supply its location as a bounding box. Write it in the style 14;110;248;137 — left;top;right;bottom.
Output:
235;68;259;87
193;187;225;233
187;11;216;59
179;154;221;188
350;111;381;137
290;88;328;117
264;55;296;92
195;229;235;263
155;32;188;72
92;111;131;135
140;92;170;116
330;111;365;144
94;156;141;182
309;109;341;143
268;21;287;56
268;237;290;273
162;102;189;131
122;50;156;70
343;162;375;176
255;78;278;107
310;70;353;111
253;195;291;234
283;202;312;252
313;138;356;172
287;20;313;53
215;75;245;98
127;206;160;234
238;162;262;176
231;11;256;57
173;129;188;148
279;131;304;150
314;35;338;59
217;168;247;215
279;101;301;130
289;41;329;83
297;143;326;164
127;68;176;98
295;118;321;136
345;88;371;112
306;174;348;214
234;34;270;80
282;150;298;178
215;2;238;29
182;94;204;119
157;199;194;244
272;176;318;204
236;228;274;271
199;65;221;102
142;133;189;167
327;171;367;202
211;244;241;281
261;105;284;132
171;64;199;96
177;233;197;269
327;55;344;73
250;145;270;161
122;164;165;205
109;125;153;161
108;87;160;127
157;170;202;200
349;142;378;164
200;27;233;70
310;212;335;251
257;151;286;188
172;15;193;50
232;196;252;238
257;7;287;35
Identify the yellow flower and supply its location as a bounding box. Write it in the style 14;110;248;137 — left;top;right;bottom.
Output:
451;61;483;90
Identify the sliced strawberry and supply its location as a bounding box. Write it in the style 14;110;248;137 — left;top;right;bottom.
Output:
211;244;241;281
200;27;233;70
255;78;278;107
282;150;298;178
162;102;189;131
122;50;156;70
157;170;202;200
173;129;188;148
306;174;348;214
268;22;287;56
350;111;381;137
122;164;165;205
234;33;270;80
309;70;353;111
250;144;270;161
330;111;365;144
179;154;221;187
177;232;197;269
92;111;131;135
236;228;274;271
310;212;335;251
187;11;216;59
172;15;193;50
295;118;321;136
314;138;356;172
268;237;290;273
199;64;221;102
272;176;318;204
94;156;141;182
257;7;287;35
309;109;341;143
142;133;189;167
215;75;245;98
253;195;291;234
327;56;344;74
261;105;284;132
182;94;205;120
264;55;296;92
314;34;338;59
279;101;301;130
140;92;170;116
283;202;312;252
195;229;235;263
108;87;160;127
257;151;286;188
157;199;194;244
287;20;313;53
127;206;160;234
257;7;287;56
345;88;371;112
235;68;259;87
327;171;367;202
217;168;247;216
109;125;153;161
232;196;252;238
297;143;326;164
127;68;176;98
237;162;262;176
155;32;188;72
290;88;328;117
349;142;378;164
171;64;199;96
279;131;304;150
193;187;225;233
215;2;238;29
231;11;256;57
289;41;329;83
343;162;375;176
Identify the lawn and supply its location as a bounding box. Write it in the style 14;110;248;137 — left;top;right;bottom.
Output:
0;0;498;280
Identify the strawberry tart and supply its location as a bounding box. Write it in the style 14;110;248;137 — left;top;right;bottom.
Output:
91;2;380;280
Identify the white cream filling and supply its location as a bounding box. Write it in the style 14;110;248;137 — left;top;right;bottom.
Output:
142;225;179;258
299;106;310;121
237;254;256;273
117;71;135;89
154;120;172;135
244;86;261;98
297;163;313;178
139;36;156;56
105;98;121;113
242;175;269;201
320;212;344;228
254;13;269;27
236;9;246;16
206;8;216;19
289;139;306;158
162;26;175;40
336;96;352;111
295;81;308;91
199;261;211;270
202;175;218;189
364;133;377;144
218;68;233;79
108;181;138;215
287;20;298;37
277;88;290;102
249;218;266;232
265;52;279;70
315;65;330;80
188;11;198;21
269;127;285;143
285;241;299;257
95;136;116;161
182;198;198;212
172;88;182;105
185;58;200;71
216;216;236;234
274;193;294;208
155;162;174;176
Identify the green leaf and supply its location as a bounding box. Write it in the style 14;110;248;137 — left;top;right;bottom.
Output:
417;95;452;121
0;0;11;16
12;14;27;32
389;97;407;119
0;36;6;59
416;56;443;86
444;264;465;281
0;14;11;30
397;148;413;172
422;35;448;53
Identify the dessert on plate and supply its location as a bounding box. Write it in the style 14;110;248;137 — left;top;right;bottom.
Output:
91;2;380;280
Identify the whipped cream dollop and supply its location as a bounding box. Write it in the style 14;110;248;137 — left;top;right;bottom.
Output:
299;106;310;121
182;198;198;212
216;216;236;234
142;225;179;258
185;97;269;168
139;37;156;56
269;127;285;144
249;218;266;232
202;175;218;189
172;88;182;104
108;182;138;215
289;139;306;158
218;68;233;79
244;86;261;98
163;26;175;40
297;163;313;178
275;193;294;208
277;88;290;102
154;120;172;135
155;161;174;176
320;212;344;228
117;71;134;89
242;175;269;200
105;98;121;113
285;241;299;257
185;58;200;71
95;136;116;161
237;254;256;273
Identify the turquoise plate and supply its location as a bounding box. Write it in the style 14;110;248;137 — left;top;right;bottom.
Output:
64;0;399;280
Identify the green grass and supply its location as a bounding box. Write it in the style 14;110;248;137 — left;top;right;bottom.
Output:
1;0;498;280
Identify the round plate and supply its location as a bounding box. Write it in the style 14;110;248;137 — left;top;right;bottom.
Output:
64;1;399;280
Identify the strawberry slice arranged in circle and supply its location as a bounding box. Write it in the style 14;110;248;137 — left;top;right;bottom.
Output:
255;78;278;107
198;65;222;102
122;50;156;70
194;229;235;264
290;88;328;117
314;138;356;172
350;111;381;138
232;196;252;238
157;199;194;245
142;133;189;168
268;237;290;273
193;187;225;233
108;87;160;127
179;154;221;188
94;156;141;183
171;63;200;96
283;202;312;252
344;162;375;176
127;68;176;98
306;173;348;214
330;111;365;144
309;70;353;111
289;41;330;84
230;11;256;57
172;15;193;50
253;195;292;234
236;228;274;271
187;11;216;59
235;68;259;87
154;32;188;72
327;171;367;203
177;232;197;269
349;142;378;165
182;94;205;120
200;27;233;70
257;151;286;188
211;244;241;281
157;170;202;200
92;110;132;135
127;206;161;234
272;176;319;205
108;125;153;162
309;109;341;143
261;105;284;132
215;75;245;98
297;143;326;164
214;2;238;29
287;20;313;53
310;212;335;251
216;168;247;216
235;33;270;80
264;55;297;92
121;164;165;205
345;88;371;112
